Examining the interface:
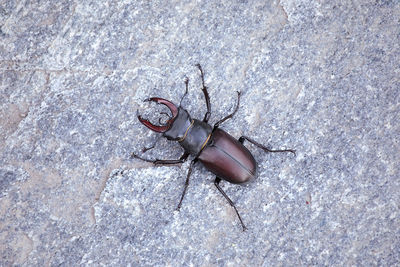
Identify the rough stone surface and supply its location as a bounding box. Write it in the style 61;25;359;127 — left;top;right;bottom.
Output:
1;0;399;266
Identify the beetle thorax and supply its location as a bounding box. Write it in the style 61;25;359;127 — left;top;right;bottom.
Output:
163;107;212;156
179;119;212;156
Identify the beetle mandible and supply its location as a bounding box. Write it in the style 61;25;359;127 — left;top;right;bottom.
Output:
131;64;295;231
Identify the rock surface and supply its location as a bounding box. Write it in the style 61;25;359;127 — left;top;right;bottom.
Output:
1;0;399;265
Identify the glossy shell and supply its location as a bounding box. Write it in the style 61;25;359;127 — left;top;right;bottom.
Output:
198;129;256;184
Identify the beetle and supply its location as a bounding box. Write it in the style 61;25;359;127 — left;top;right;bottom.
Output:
131;64;295;230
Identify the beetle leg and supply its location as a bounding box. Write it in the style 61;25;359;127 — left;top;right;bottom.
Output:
196;64;211;123
213;91;241;130
176;158;197;210
214;177;247;231
179;77;189;106
239;136;296;155
131;151;190;165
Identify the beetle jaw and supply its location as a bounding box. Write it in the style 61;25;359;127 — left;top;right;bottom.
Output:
137;98;178;133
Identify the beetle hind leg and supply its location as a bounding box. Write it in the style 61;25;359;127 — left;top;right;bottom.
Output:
239;136;296;155
214;177;247;231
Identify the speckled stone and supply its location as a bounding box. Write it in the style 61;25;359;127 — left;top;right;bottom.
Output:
1;0;399;266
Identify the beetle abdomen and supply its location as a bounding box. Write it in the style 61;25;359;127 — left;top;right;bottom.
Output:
198;129;256;184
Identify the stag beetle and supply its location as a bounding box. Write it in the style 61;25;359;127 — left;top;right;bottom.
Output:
131;64;295;230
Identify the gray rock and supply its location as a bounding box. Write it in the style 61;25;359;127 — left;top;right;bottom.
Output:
1;0;399;266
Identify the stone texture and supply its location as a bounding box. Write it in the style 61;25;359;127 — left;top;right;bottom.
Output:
1;0;399;266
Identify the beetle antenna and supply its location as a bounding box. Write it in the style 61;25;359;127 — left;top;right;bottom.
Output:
179;77;189;106
141;135;162;153
158;112;172;125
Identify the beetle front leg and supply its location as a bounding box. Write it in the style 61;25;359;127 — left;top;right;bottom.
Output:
238;136;296;155
196;64;211;123
179;77;189;106
176;158;197;210
214;177;247;231
131;151;190;165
